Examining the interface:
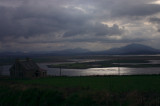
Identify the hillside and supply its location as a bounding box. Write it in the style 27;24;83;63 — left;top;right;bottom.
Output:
105;44;160;55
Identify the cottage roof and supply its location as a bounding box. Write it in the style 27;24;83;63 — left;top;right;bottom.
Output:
11;58;40;71
18;60;39;70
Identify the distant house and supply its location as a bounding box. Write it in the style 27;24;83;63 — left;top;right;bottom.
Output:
10;58;47;78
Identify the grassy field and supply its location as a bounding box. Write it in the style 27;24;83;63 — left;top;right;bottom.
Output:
15;75;160;92
1;75;160;105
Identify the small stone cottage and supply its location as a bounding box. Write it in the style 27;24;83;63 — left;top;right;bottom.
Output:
10;58;47;78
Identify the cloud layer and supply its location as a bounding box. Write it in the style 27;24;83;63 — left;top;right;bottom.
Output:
1;0;160;52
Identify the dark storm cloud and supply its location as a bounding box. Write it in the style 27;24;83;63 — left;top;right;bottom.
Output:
0;0;94;40
0;0;127;41
1;0;160;52
0;0;155;40
112;4;160;17
63;23;124;37
149;17;160;32
149;17;160;23
0;6;55;38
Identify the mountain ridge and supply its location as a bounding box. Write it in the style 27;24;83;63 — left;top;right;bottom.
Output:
0;44;160;57
104;43;160;55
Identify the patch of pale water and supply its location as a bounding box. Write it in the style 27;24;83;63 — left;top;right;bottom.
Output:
1;63;160;76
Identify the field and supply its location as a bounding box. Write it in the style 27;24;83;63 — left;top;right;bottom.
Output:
1;55;160;105
0;75;160;105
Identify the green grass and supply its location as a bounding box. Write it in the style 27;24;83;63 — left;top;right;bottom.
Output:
1;75;160;105
8;75;160;92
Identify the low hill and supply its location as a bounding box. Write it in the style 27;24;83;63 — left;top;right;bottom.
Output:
105;44;160;55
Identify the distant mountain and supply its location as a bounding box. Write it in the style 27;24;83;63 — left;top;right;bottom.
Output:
104;44;160;55
1;44;160;57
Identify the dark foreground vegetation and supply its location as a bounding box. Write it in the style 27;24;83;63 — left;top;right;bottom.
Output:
0;75;160;105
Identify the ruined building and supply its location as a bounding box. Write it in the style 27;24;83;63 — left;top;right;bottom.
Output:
10;58;47;78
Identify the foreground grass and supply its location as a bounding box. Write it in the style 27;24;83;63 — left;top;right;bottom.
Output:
1;75;160;105
15;75;160;92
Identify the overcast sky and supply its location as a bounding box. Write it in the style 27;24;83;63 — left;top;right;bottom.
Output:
1;0;160;52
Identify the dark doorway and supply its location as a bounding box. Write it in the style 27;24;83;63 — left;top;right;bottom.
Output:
35;70;39;77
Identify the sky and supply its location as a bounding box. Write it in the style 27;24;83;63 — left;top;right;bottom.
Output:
1;0;160;52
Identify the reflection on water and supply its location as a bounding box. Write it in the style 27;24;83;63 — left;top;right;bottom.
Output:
46;67;160;76
1;63;160;76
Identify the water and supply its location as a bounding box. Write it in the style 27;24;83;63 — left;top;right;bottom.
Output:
1;63;160;76
47;67;160;76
